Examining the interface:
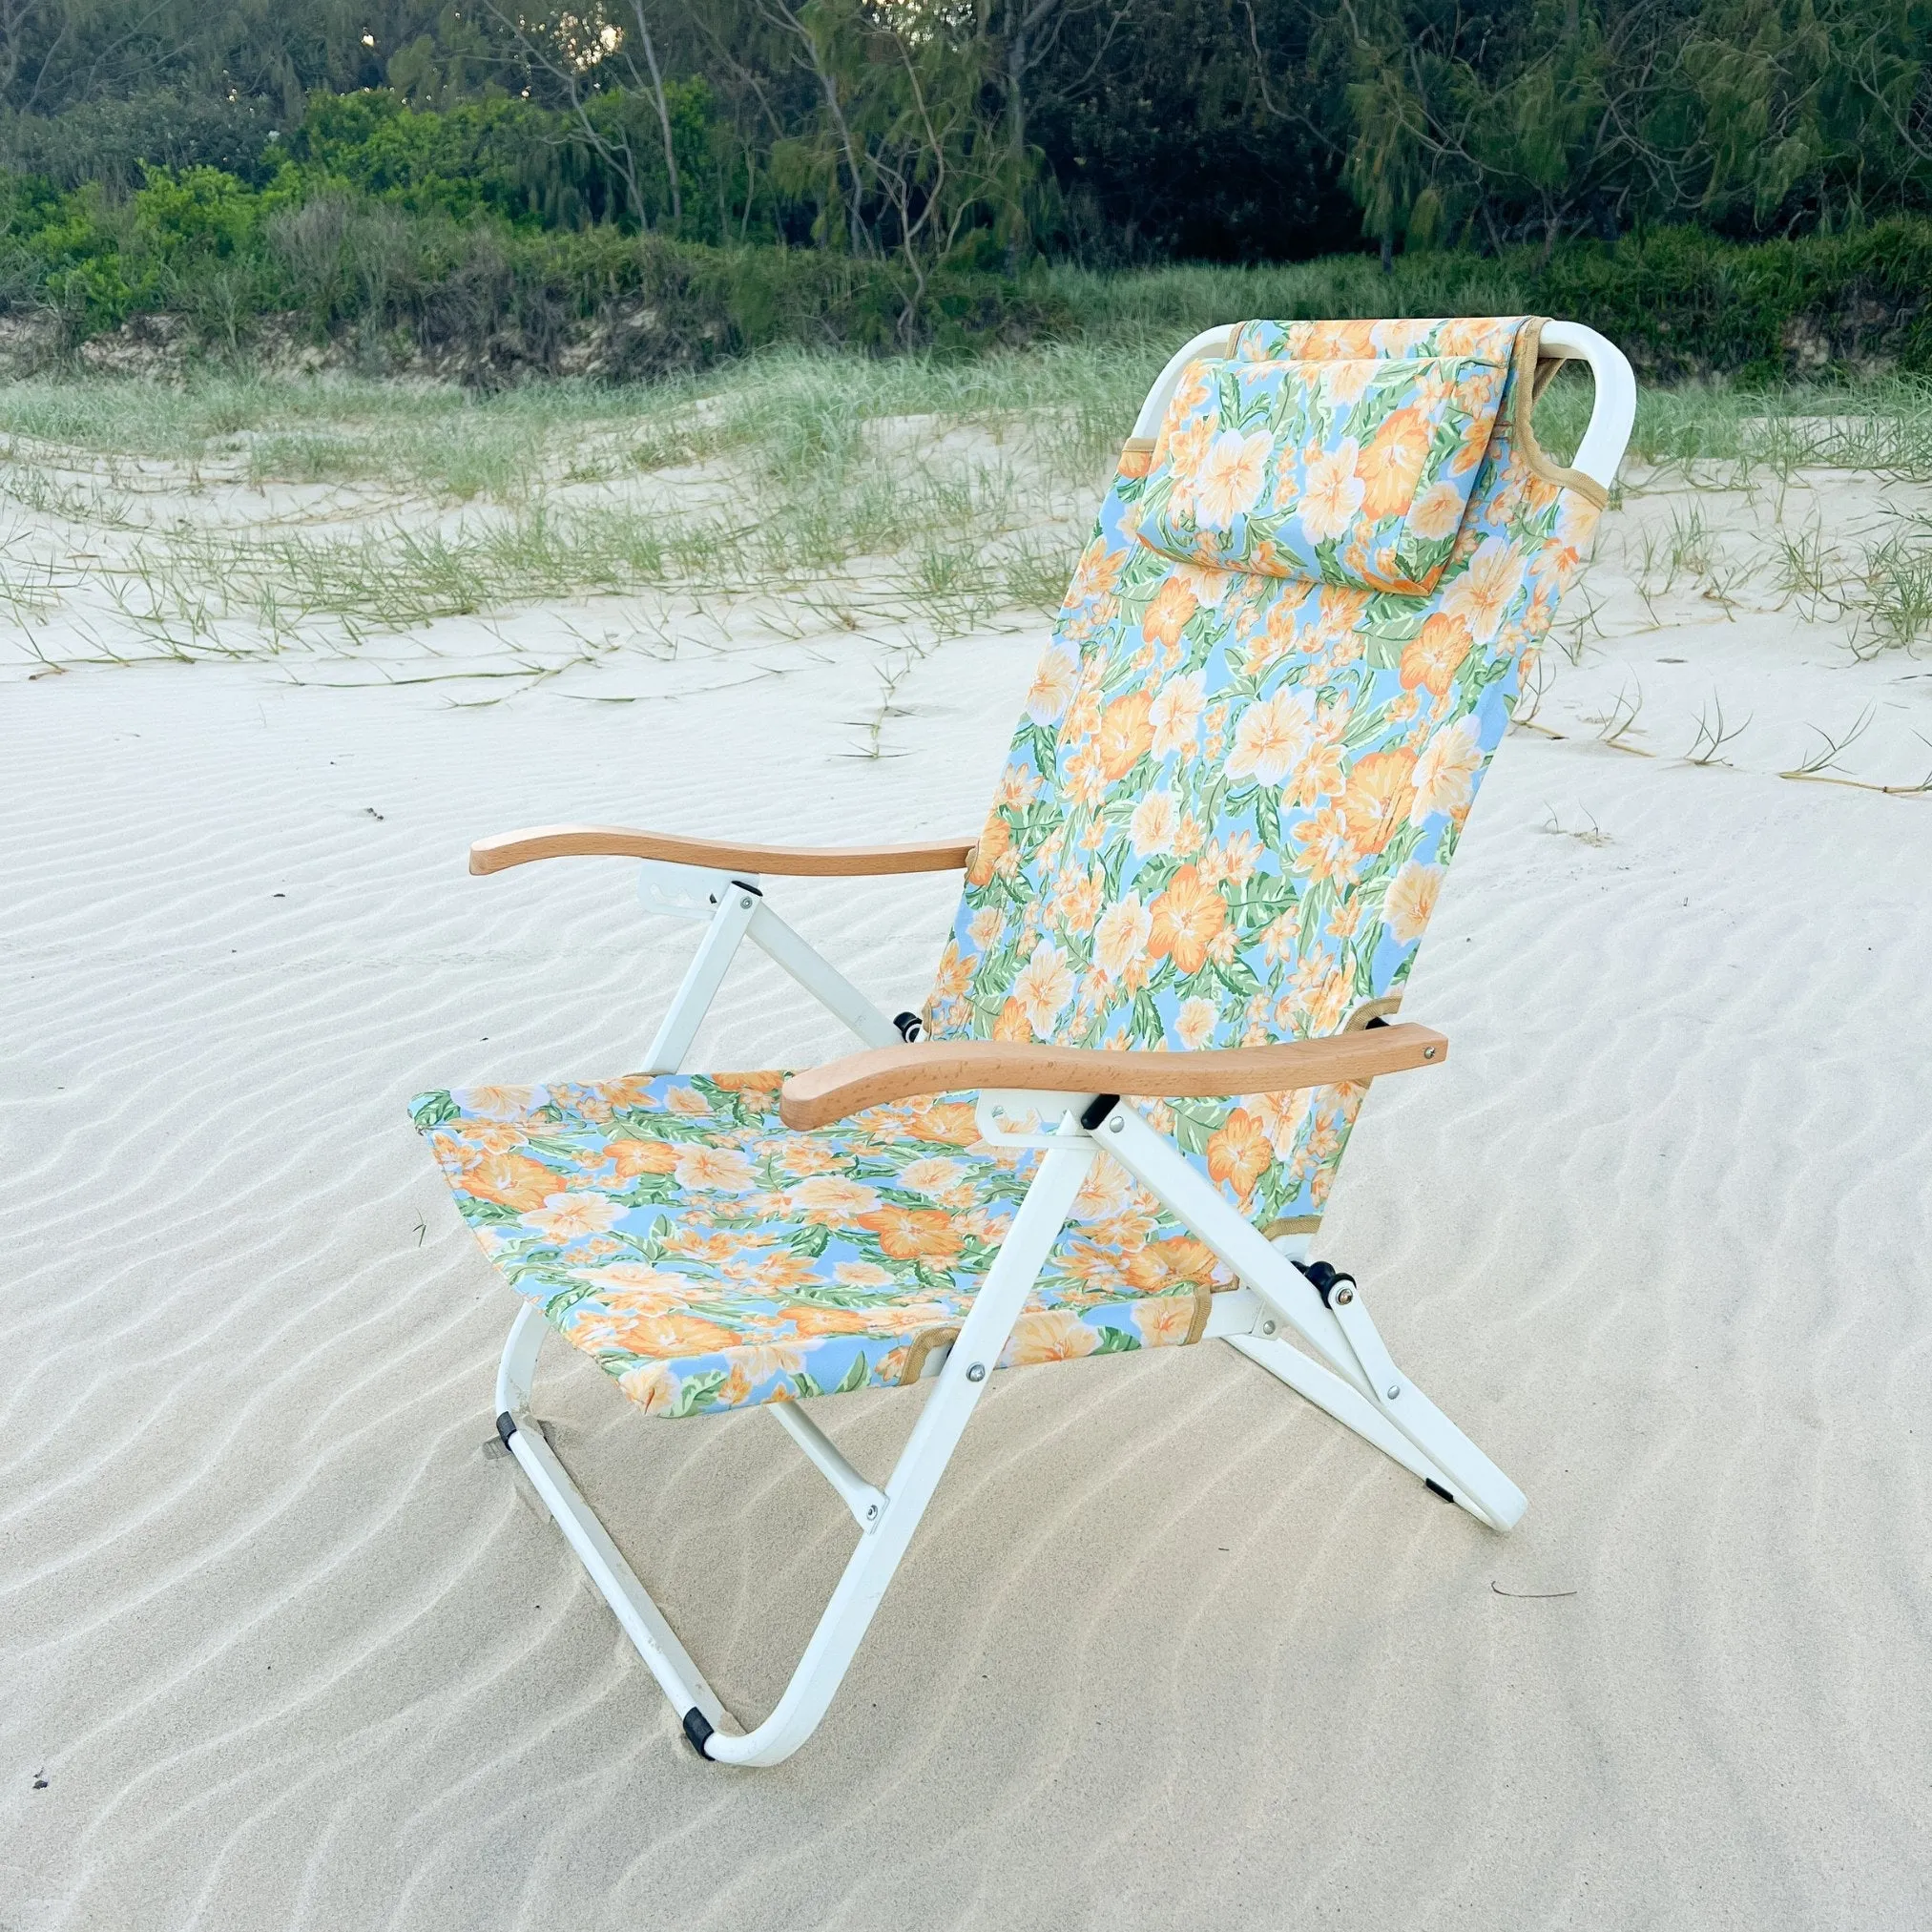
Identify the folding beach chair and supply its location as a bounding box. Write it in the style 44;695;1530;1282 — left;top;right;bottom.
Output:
413;316;1634;1766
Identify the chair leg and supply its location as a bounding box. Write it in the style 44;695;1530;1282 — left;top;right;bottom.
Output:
1097;1105;1527;1531
492;1133;1099;1767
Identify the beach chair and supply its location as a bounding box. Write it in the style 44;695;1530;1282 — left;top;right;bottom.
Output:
412;315;1634;1766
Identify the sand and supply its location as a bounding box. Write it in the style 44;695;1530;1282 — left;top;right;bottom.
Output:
4;474;1931;1930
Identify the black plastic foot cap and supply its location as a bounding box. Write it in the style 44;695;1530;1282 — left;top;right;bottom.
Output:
1423;1477;1455;1504
495;1410;517;1447
682;1708;716;1757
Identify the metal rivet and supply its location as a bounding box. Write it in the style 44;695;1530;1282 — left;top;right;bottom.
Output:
738;895;754;910
1108;1114;1124;1133
865;1505;879;1522
1260;1319;1278;1336
1386;1382;1401;1401
1334;1285;1353;1305
966;1362;987;1382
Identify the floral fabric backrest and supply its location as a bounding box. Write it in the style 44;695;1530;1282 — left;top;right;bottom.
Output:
923;317;1608;1230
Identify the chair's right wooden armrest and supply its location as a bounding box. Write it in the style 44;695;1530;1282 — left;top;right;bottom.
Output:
779;1026;1447;1130
468;824;977;878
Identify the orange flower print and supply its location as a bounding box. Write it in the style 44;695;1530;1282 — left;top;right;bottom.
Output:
1132;1296;1199;1347
456;1084;537;1122
1093;892;1153;981
1339;748;1417;857
905;1100;986;1147
1066;738;1110;810
1026;645;1082;724
1205;1109;1274;1201
1174;996;1218;1049
1253;1086;1313;1158
1129;789;1178;857
1150;672;1207;759
857;1206;965;1264
1005;1309;1100;1365
462;1153;557;1213
787;1174;882;1223
1297;438;1364;542
525;1192;627;1243
719;1342;810;1408
1066;541;1126;611
1147;865;1229;976
1297;802;1361;885
1401;612;1473;696
1011;938;1074;1035
1441;534;1525;643
1410;714;1485;823
783;1303;878;1339
1381;860;1443;945
618;1360;682;1414
1141;576;1198;650
1359;407;1433;521
1097;690;1155;779
1321;356;1376;406
1049;865;1103;934
1224;687;1315;787
607;1136;682;1180
673;1145;757;1193
928;941;973;1003
966;812;1011;887
1409;478;1467;543
1192;427;1272;529
617;1311;744;1360
1123;1235;1222;1292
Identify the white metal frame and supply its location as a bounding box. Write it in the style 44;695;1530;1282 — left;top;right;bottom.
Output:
488;321;1634;1766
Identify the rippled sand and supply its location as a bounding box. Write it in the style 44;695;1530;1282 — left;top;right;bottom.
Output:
4;582;1930;1928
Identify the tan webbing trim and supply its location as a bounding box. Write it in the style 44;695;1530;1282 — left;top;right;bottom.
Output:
1514;318;1610;509
898;1324;960;1385
1182;1282;1215;1346
1344;994;1403;1030
1261;1215;1323;1239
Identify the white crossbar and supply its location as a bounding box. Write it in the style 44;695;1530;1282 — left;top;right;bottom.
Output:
768;1401;886;1529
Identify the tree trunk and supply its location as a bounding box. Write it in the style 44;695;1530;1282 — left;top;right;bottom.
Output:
626;0;682;232
1005;19;1030;270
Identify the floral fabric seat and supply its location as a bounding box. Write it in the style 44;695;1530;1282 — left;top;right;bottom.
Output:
413;1070;1231;1419
417;313;1607;1424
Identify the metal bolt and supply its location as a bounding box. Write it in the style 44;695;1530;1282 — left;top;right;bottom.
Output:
1108;1114;1124;1133
1423;1046;1437;1059
865;1504;879;1522
966;1362;987;1382
738;895;754;910
1334;1285;1354;1306
1260;1319;1278;1336
1386;1382;1401;1401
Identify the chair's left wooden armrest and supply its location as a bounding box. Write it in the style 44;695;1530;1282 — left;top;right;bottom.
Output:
468;824;977;878
779;1026;1447;1130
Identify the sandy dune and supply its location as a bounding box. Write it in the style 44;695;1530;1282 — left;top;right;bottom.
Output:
4;553;1931;1928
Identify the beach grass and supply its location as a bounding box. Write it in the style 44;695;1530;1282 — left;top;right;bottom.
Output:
5;347;1932;666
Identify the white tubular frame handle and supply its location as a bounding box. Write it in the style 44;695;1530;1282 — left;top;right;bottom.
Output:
1533;320;1635;492
1130;316;1636;495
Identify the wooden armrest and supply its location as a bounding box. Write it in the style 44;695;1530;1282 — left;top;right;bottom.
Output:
468;824;977;878
779;1025;1447;1131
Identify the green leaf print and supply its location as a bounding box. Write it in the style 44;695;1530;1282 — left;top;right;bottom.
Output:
409;1090;460;1131
671;1369;730;1418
